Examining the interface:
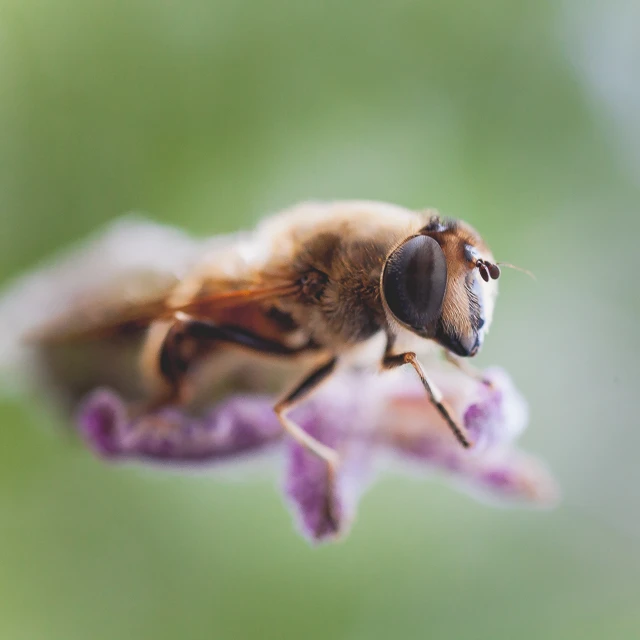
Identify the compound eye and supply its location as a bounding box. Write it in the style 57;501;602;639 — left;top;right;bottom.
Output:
382;235;448;330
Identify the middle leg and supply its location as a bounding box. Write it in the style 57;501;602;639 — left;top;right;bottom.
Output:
273;358;339;468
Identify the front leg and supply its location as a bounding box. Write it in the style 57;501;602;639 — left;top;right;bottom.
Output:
382;350;474;449
443;350;492;387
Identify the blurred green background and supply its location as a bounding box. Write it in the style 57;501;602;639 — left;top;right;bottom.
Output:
1;1;639;638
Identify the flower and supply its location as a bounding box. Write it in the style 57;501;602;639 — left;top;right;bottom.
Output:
0;217;558;543
76;365;558;543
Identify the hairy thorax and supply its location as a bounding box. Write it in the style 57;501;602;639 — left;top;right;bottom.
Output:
268;207;421;348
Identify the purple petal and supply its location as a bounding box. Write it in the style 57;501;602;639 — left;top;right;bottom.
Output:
285;417;344;541
463;367;528;450
383;366;557;505
77;388;282;465
283;379;378;543
391;437;558;505
462;452;559;505
383;366;528;453
71;362;555;539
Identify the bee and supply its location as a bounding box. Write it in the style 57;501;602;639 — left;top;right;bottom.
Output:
27;200;502;475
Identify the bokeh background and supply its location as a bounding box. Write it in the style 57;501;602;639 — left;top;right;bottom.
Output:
1;1;639;638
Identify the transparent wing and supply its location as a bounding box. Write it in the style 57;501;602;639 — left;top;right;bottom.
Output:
0;216;203;388
27;279;301;345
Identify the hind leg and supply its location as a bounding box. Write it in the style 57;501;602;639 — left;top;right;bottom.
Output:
138;316;203;410
138;313;314;411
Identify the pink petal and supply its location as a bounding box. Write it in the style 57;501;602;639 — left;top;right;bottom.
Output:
77;388;282;464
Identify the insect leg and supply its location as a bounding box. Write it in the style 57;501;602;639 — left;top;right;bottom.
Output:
382;351;473;448
156;318;340;470
443;350;492;386
273;358;340;468
142;314;314;409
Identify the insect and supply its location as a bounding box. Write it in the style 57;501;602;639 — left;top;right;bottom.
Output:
27;200;502;478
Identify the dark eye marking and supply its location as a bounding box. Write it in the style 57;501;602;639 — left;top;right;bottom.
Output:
382;235;447;330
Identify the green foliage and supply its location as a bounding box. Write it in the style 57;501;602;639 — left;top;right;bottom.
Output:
0;1;638;638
